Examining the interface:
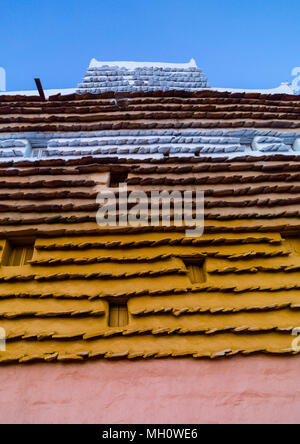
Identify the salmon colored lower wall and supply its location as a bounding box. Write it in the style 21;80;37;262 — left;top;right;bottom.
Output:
0;356;300;424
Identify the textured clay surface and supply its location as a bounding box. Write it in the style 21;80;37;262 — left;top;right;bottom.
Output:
0;356;300;424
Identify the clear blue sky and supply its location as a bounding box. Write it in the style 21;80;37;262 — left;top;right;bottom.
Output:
1;0;300;91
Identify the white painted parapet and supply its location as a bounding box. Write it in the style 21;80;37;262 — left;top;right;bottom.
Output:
77;58;210;94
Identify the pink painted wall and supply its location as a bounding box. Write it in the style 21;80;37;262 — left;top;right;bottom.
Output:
0;356;300;424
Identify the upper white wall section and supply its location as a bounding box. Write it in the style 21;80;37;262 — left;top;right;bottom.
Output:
0;130;299;161
0;138;31;159
77;58;210;94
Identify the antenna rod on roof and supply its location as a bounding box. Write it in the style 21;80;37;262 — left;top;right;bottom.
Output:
34;78;46;101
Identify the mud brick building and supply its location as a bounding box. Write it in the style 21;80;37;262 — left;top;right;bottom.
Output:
0;59;300;423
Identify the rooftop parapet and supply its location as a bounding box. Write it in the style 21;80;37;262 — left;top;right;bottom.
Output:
77;58;210;94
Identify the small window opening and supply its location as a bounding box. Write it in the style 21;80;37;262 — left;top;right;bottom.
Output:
3;239;34;266
109;170;128;187
183;259;205;284
108;302;129;327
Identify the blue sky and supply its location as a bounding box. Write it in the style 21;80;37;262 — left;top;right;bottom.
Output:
1;0;300;91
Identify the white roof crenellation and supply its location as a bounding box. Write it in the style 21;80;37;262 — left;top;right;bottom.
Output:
89;58;198;69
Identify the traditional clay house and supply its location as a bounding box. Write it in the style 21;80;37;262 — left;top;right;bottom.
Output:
0;59;300;422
